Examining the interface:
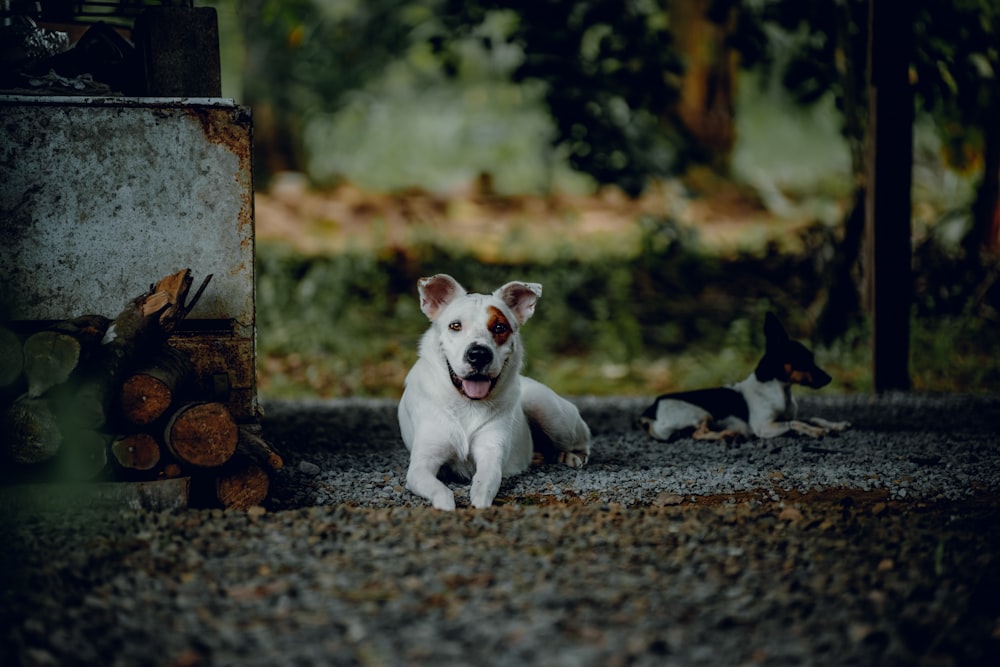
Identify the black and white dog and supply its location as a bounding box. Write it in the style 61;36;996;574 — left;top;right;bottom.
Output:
639;313;850;441
398;274;591;510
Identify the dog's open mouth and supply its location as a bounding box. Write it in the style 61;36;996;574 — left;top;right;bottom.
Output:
448;364;498;400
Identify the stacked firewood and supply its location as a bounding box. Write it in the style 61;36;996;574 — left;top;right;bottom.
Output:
0;269;281;510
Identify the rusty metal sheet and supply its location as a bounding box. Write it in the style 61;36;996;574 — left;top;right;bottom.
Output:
0;96;254;337
170;333;256;422
0;95;257;420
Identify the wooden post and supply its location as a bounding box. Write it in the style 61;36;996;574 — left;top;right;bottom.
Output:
865;0;913;392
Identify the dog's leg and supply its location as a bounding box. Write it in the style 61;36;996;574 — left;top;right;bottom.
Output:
787;420;829;437
692;418;719;440
808;416;851;432
399;393;459;510
640;416;678;442
691;418;743;442
405;446;457;511
755;420;828;438
520;376;590;468
469;437;506;508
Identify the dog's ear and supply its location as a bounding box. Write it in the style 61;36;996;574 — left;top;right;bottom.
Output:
764;312;789;347
495;281;543;325
418;274;466;321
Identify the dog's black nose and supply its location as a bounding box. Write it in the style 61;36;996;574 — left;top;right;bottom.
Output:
465;344;493;369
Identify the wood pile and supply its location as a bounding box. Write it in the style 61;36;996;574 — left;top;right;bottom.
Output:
0;269;281;510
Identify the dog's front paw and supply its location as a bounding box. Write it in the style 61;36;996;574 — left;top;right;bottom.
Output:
798;423;828;438
557;450;588;468
430;489;457;511
469;484;499;509
556;421;590;468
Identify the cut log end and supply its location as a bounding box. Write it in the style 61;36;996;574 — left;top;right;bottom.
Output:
3;395;62;464
111;433;162;471
215;456;269;510
164;402;237;468
120;375;173;425
118;345;194;425
23;331;81;398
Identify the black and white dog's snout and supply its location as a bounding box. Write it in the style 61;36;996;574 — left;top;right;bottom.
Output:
465;344;493;370
810;367;832;389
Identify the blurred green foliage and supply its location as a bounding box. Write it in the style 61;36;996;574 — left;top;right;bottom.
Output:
218;0;999;206
219;0;1000;397
256;218;1000;399
433;0;687;196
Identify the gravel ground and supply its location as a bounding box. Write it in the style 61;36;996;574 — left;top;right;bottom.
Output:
2;393;999;666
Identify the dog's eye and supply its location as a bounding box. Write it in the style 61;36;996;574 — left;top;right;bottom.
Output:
448;321;462;332
490;322;509;335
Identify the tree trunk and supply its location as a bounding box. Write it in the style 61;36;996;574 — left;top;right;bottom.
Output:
667;0;739;170
816;0;868;344
968;117;1000;254
818;185;867;344
865;0;913;392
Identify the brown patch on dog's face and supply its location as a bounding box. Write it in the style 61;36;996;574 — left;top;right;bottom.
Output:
487;306;513;346
785;364;818;386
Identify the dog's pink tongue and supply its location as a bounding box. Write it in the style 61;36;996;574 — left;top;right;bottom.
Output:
462;379;491;399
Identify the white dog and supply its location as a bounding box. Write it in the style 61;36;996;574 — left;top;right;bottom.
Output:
398;274;591;510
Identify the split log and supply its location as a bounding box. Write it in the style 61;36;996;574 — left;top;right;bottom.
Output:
214;454;269;510
1;395;62;464
119;345;194;425
99;269;211;385
64;270;210;432
111;433;162;472
22;315;111;397
23;329;79;397
238;426;284;470
164;401;237;468
0;325;23;388
96;268;210;395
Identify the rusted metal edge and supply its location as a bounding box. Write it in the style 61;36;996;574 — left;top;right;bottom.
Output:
0;95;239;107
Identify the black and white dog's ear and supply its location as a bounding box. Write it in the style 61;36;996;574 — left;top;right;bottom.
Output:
495;281;543;325
764;311;789;346
418;274;466;320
